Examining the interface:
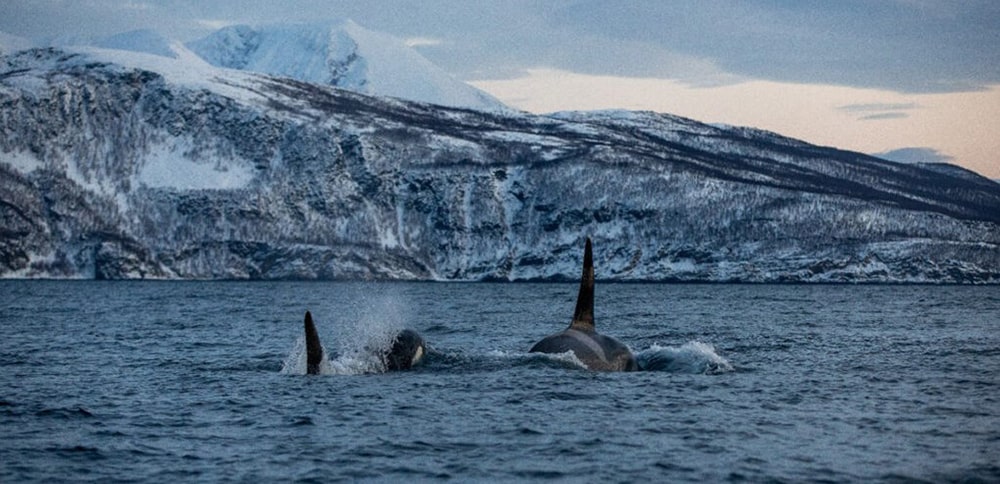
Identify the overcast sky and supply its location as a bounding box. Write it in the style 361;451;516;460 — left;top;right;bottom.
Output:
2;0;998;178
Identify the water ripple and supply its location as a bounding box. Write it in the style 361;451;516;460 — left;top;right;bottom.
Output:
1;281;998;482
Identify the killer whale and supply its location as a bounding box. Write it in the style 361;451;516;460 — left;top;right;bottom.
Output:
303;311;426;374
529;238;639;371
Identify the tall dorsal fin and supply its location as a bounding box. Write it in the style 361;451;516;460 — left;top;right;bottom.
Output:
304;311;323;375
569;237;595;332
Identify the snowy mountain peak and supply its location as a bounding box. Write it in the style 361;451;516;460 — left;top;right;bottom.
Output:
33;29;186;59
186;21;508;112
94;29;179;59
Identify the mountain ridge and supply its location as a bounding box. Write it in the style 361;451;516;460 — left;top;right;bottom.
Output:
1;46;998;283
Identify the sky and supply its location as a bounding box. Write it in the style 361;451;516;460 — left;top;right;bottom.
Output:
2;0;998;178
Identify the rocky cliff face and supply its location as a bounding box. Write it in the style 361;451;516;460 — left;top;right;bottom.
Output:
2;47;999;282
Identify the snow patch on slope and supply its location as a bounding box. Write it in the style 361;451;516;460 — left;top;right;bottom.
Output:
1;149;44;173
138;141;255;190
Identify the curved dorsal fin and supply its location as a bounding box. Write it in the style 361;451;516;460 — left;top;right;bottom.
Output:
304;311;324;374
569;237;595;332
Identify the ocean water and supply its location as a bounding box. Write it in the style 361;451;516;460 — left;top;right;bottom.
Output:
1;281;997;482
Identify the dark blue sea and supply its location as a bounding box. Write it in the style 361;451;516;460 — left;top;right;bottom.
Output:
1;281;997;482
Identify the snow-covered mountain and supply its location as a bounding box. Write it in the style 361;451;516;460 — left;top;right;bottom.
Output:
28;28;187;60
94;29;180;59
1;46;998;282
186;21;508;112
19;20;508;112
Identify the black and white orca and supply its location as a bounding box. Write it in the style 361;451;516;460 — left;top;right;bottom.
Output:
529;238;639;371
303;311;426;374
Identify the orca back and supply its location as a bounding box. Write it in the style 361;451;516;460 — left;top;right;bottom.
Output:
529;238;638;372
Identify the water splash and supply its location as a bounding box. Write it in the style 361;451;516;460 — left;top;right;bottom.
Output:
525;350;589;370
474;349;591;371
279;335;320;375
280;335;386;375
280;290;410;375
635;341;734;374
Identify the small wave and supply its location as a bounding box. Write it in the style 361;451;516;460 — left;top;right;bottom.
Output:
423;323;473;335
45;445;104;461
513;470;568;479
635;341;734;374
291;416;314;426
34;406;96;419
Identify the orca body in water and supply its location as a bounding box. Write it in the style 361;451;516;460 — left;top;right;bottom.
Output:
529;238;638;372
303;311;426;374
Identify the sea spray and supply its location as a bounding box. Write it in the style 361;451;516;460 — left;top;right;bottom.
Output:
281;283;412;375
636;341;734;373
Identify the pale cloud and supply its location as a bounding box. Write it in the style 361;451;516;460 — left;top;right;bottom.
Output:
472;69;1000;179
838;103;920;113
839;102;920;121
196;19;238;31
859;113;910;121
404;37;444;48
544;0;1000;93
3;1;998;93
